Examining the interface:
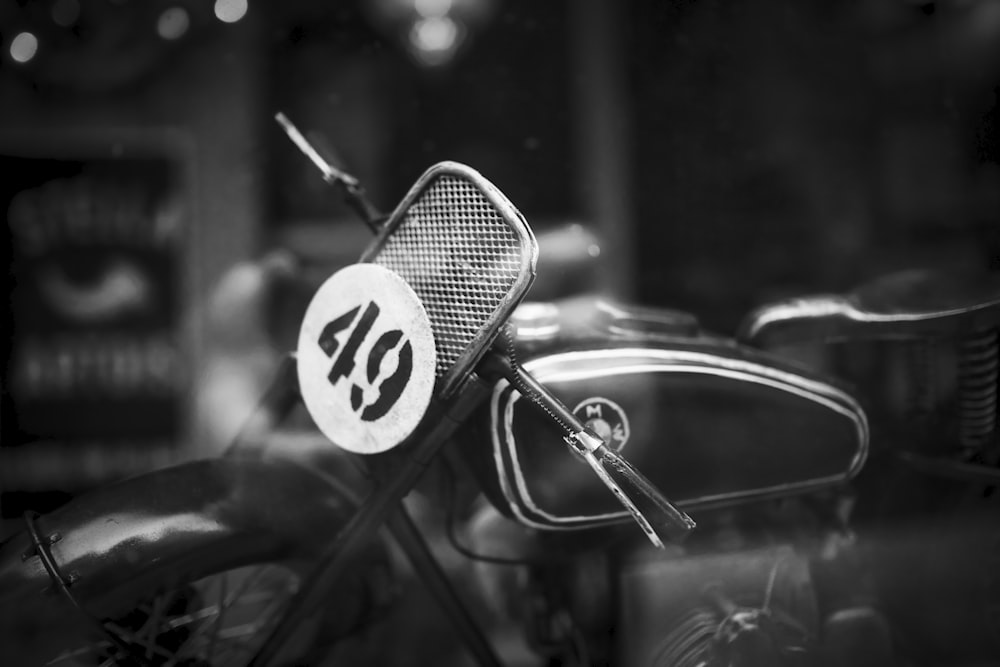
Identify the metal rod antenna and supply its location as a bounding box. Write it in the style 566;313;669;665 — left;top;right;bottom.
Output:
275;112;356;187
274;112;384;232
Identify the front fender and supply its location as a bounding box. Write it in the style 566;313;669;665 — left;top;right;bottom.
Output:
0;456;369;618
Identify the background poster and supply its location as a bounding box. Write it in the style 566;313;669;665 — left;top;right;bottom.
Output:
1;146;188;518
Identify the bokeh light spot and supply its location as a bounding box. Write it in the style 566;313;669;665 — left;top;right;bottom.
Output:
214;0;248;23
51;0;81;27
10;32;38;64
157;7;191;40
411;16;458;55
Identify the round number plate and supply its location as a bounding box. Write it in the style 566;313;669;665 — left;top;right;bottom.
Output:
297;263;436;454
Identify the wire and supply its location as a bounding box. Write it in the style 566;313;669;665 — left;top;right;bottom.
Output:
441;457;540;567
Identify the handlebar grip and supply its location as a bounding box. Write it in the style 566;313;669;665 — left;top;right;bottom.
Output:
591;438;697;541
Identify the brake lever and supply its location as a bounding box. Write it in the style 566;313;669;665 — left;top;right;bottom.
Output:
482;350;695;547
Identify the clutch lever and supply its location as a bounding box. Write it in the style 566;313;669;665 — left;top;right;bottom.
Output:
481;349;695;548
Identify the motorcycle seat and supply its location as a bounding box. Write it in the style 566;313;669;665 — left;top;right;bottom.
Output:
737;268;1000;347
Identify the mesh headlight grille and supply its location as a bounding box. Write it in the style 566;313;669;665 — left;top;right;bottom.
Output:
365;163;536;397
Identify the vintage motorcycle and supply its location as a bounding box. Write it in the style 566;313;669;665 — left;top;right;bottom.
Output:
0;115;997;667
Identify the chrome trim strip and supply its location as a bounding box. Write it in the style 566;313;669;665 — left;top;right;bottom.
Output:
742;293;1000;342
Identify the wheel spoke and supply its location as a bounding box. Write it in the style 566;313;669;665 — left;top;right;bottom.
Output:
104;621;177;662
207;571;230;663
178;565;300;666
190;566;300;661
142;591;170;660
46;641;111;665
51;563;303;667
168;565;277;636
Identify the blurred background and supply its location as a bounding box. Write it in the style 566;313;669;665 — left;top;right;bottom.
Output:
0;0;998;518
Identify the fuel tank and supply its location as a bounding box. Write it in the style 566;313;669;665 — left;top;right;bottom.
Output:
463;297;868;531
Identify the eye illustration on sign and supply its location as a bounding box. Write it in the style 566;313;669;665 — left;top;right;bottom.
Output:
37;259;153;322
297;264;436;454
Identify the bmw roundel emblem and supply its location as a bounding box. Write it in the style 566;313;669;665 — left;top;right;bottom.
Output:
572;397;630;452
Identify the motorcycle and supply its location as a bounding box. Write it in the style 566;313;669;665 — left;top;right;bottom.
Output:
0;113;993;667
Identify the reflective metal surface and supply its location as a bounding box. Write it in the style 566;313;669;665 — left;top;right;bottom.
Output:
0;456;370;663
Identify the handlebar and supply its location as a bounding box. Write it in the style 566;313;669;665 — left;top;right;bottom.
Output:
277;110;693;548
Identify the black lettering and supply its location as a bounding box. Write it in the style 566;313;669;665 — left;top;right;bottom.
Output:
317;305;360;357
327;301;379;385
361;339;413;422
316;299;414;421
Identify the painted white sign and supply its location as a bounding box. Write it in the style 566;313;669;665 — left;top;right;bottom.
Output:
297;264;436;454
